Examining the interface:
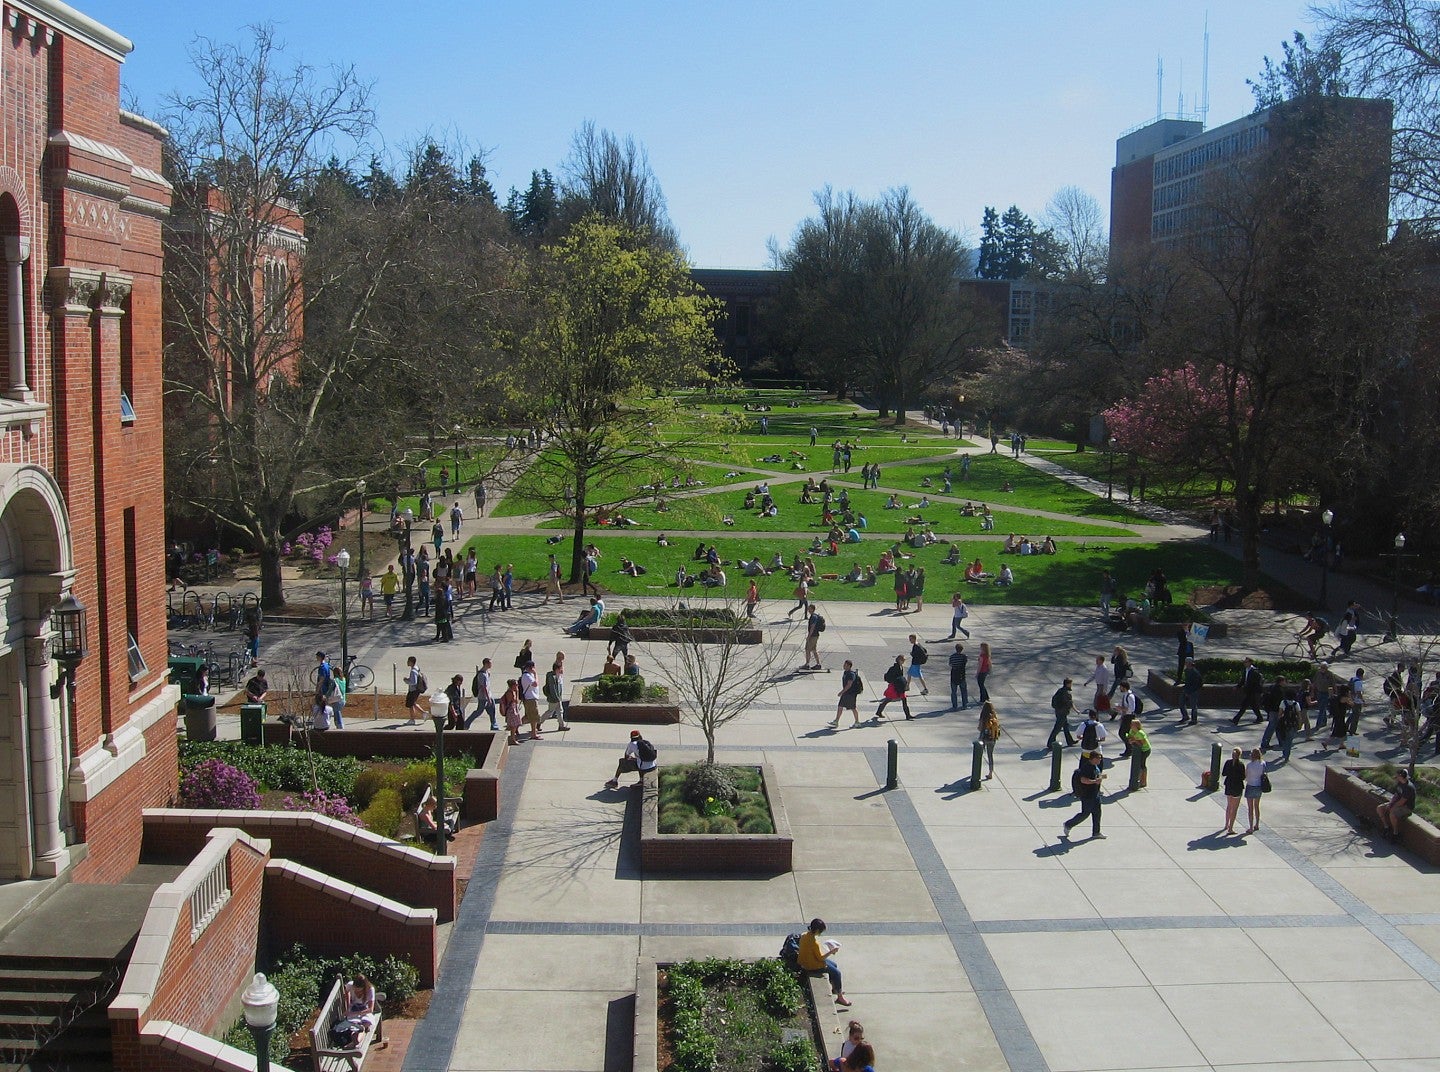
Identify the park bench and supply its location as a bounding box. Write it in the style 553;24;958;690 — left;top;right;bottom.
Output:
311;975;385;1072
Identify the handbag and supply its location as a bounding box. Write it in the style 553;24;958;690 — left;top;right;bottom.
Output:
1260;773;1272;794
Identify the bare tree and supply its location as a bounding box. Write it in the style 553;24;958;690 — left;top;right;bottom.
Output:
560;120;679;250
1042;185;1108;284
648;597;798;764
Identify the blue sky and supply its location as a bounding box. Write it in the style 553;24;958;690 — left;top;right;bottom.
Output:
85;1;1316;266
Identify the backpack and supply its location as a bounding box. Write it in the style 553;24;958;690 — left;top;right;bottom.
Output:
1071;769;1085;797
544;671;561;702
779;932;802;970
814;615;826;632
635;737;657;763
1081;721;1099;750
983;714;1000;740
850;672;864;695
1133;696;1144;716
414;671;428;693
329;1020;362;1049
1280;699;1302;733
914;646;929;665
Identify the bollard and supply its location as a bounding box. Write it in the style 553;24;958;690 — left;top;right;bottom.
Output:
1208;741;1222;793
970;740;985;791
1048;742;1063;792
886;739;899;790
1128;749;1142;791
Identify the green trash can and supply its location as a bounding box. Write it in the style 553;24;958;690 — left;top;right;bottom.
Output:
240;703;266;746
168;656;205;694
182;693;217;741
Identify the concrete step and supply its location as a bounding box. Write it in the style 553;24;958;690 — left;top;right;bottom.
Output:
0;966;107;992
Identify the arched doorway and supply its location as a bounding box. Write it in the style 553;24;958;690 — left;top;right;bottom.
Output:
0;465;72;880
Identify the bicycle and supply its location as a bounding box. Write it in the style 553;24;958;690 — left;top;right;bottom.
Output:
311;654;373;690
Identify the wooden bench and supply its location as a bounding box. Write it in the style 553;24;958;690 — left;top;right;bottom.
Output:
311;976;385;1072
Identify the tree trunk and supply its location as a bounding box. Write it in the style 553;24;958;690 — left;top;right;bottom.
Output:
705;731;716;765
259;544;286;610
568;480;589;584
1236;489;1263;591
892;408;906;426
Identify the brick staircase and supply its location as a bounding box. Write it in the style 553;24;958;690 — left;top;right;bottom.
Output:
0;952;121;1071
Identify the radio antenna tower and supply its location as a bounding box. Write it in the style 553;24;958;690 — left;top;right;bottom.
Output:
1200;13;1211;128
1156;55;1164;120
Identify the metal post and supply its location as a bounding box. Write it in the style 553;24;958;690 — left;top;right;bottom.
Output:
886;739;898;790
338;566;349;685
357;480;367;575
247;1023;272;1072
1049;742;1063;792
434;718;447;855
1127;749;1142;791
970;739;984;791
1208;742;1222;793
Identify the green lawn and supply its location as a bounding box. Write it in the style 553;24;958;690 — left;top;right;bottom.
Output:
371;447;507;516
460;532;1243;607
899;453;1157;524
1042;451;1230;508
536;485;1137;537
668;439;953;471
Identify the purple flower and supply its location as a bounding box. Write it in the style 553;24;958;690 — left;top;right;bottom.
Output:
282;789;362;826
179;759;261;810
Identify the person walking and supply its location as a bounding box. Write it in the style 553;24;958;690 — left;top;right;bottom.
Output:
745;578;759;619
450;500;464;541
543;553;564;604
1108;645;1132;705
1231;658;1265;724
977;701;1000;779
1259;676;1289;751
912;567;927;612
907;634;929;695
948;592;971;639
543;656;570;731
471;658;497;730
403;656;425;726
1099;570;1116;620
443;674;466;731
1082;655;1112;715
976;641;992;703
803;607;826;670
948;643;969;710
873;656;913;720
1114;680;1139;757
789;578;810;620
1221;747;1246;834
500;678;522;745
474;481;486;518
831;660;864;727
1047;678;1078;748
1060;750;1106;840
1175;628;1195;683
1180;657;1202;725
1243;747;1268;833
1348;667;1366;735
519;661;542;740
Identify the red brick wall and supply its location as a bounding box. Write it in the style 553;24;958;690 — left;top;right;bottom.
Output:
1109;157;1155;260
263;867;437;987
142;810;457;922
74;717;179;884
145;839;268;1036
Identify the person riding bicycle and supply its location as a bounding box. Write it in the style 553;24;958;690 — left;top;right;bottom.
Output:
1298;614;1329;658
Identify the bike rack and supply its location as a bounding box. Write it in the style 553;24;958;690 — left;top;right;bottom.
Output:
213;591;234;630
180;591;205;629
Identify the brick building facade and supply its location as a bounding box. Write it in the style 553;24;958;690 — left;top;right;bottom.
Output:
0;0;176;885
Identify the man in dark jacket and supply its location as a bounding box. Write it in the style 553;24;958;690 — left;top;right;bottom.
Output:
948;644;969;711
1047;678;1078;748
1231;658;1264;724
1180;658;1203;725
873;655;913;720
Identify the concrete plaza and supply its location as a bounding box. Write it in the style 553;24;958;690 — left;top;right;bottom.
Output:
235;583;1440;1072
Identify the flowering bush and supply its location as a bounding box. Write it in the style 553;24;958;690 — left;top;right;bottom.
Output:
282;789;363;827
179;759;261;810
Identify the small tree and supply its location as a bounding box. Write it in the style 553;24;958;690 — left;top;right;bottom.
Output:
1376;621;1440;777
649;596;797;764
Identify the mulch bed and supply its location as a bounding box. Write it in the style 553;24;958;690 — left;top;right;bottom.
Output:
1194;584;1309;613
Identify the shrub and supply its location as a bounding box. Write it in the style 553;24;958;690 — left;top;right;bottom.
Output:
682;763;739;807
352;768;390;809
179;741;361;799
1192;658;1315;684
283;789;363;827
1151;603;1212;624
705;815;739;835
360;788;405;839
603;607;740;628
179;759;261;810
665;957;811;1072
583;674;643;702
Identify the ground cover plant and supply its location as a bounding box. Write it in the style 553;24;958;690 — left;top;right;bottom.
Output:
657;763;774;834
580;675;669;702
604;607;741;627
1041;449;1233;511
662;956;817;1072
1189;657;1317;684
462;533;1247;607
1359;763;1440;825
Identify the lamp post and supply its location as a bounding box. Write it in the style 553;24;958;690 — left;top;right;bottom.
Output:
1106;436;1118;502
49;593;86;848
1384;532;1413;643
453;424;463;495
335;549;351;683
428;691;449;855
1317;509;1334;610
398;509;415;621
241;971;279;1072
355;479;367;575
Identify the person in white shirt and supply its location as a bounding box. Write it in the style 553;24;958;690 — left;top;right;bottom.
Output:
604;730;658;789
1082;655;1112;714
519;663;542;739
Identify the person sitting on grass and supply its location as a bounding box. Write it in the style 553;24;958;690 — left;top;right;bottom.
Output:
619;557;647;577
655;533;669;546
965;558;989;583
997;564;1014;586
1041;535;1057;554
877;549;896;573
884;494;901;509
943;544;961;565
845;527;861;543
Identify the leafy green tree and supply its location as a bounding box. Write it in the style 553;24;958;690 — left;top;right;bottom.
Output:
512;215;730;580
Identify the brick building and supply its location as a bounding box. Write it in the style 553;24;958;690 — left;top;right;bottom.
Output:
0;0;175;885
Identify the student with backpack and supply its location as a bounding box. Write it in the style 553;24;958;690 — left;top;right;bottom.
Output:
543;655;570;731
1047;679;1078;748
804;608;827;670
831;660;864;727
873;656;913;720
605;730;658;789
977;701;1001;779
907;634;930;696
1078;709;1108;757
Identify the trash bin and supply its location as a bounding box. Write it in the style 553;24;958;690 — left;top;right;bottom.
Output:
182;693;217;741
240;703;265;746
168;656;205;694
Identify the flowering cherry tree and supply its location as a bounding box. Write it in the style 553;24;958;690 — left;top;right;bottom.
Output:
1103;363;1245;477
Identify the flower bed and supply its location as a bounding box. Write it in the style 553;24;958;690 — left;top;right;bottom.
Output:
639;957;821;1072
640;763;792;873
570;676;680;725
1146;658;1323;707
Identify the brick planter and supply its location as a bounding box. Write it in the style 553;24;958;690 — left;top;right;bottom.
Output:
589;625;762;645
634;957;834;1072
640;762;793;873
1136;618;1229;639
1323;766;1440;866
566;701;680;725
1146;670;1245;709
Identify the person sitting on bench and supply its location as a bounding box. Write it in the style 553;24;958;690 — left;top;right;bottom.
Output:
418;796;456;848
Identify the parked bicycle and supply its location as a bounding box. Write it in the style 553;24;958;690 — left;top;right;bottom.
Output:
311;653;373;690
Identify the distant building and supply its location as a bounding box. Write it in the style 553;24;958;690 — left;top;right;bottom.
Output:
690;268;781;375
1109;98;1392;258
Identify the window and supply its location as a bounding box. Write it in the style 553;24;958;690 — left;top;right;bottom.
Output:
263;259;289;334
120;292;135;422
123;509;145;683
119;392;135;423
127;632;148;684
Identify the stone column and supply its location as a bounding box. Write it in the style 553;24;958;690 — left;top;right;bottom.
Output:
23;633;63;877
5;236;30;399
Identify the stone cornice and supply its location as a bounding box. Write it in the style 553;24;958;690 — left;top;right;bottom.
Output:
120;194;169;221
7;1;131;62
47;265;102;316
118;109;167;140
